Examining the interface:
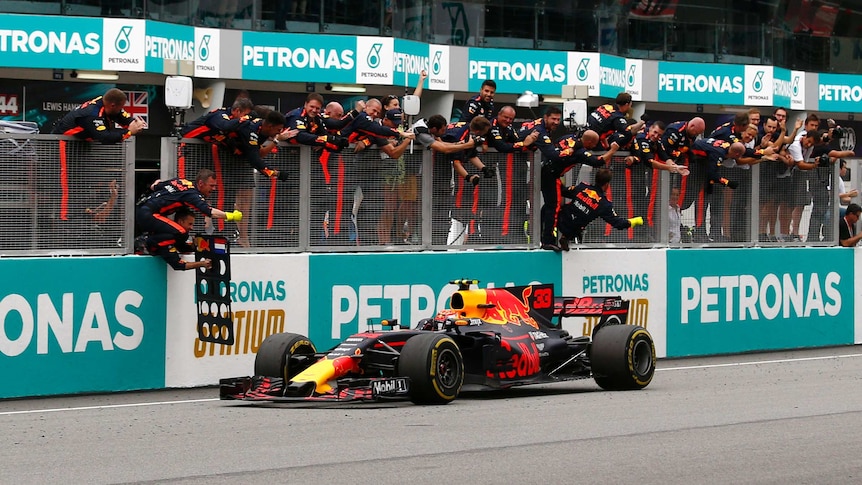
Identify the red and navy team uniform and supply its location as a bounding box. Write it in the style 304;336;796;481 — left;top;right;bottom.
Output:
656;121;695;163
557;182;632;242
437;122;480;237
312;110;361;244
180;108;247;144
587;104;632;150
539;134;606;247
485;119;533;243
615;130;655;239
284;107;347;151
681;137;738;234
337;111;401;142
135;178;214;270
177;108;251;179
459;95;494;123
51;96;134;144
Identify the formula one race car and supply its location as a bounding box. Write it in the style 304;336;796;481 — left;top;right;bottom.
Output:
220;279;655;405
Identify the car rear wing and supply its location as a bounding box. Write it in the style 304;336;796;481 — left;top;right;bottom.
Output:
552;296;629;328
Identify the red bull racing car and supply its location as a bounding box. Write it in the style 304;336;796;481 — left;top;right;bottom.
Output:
220;280;655;405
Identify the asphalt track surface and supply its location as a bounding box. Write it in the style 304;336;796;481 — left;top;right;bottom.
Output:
3;346;862;484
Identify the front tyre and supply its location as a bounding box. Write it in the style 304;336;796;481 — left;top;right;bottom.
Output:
254;332;317;381
398;334;464;404
591;325;655;390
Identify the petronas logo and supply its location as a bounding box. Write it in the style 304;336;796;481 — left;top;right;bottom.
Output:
367;43;382;68
115;26;132;54
199;35;211;61
577;58;589;81
752;71;764;92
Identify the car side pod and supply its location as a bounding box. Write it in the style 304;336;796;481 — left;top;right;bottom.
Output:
590;325;656;390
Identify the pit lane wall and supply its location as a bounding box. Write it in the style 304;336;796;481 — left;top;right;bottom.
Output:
562;247;856;359
1;248;859;398
164;251;562;388
0;257;167;399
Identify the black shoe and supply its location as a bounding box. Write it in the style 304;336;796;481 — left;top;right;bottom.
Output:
541;243;561;252
133;235;149;255
558;236;570;251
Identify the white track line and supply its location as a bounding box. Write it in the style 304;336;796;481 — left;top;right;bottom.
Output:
0;398;219;416
3;352;862;416
658;352;862;371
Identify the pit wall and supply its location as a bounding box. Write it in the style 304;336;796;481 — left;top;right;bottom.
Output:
1;248;858;398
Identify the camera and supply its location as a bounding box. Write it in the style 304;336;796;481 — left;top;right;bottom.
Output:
471;135;485;145
817;152;831;167
832;126;846;140
825;118;846;140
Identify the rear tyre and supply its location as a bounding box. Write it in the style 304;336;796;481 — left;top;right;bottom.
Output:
398;334;464;404
591;325;655;390
254;333;317;381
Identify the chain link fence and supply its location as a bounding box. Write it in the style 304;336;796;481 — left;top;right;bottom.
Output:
0;131;845;255
0;133;134;256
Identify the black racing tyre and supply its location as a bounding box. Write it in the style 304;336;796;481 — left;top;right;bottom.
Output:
398;334;464;405
591;325;655;390
254;333;317;381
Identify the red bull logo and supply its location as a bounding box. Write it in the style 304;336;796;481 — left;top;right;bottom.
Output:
480;287;538;328
486;336;541;380
583;188;601;201
195;237;211;252
576;189;601;210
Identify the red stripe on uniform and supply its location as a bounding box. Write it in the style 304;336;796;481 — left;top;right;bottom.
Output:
553;178;562;230
267;177;277;229
335;154;345;234
59;140;69;221
502;154;513;236
211;145;225;231
319;150;332;184
154;213;186;233
184;126;210;140
177;142;186;179
647;167;659;227
626;168;633;239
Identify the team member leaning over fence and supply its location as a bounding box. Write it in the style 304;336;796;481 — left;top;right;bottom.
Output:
136;169;242;270
556;168;643;250
52;88;147;143
483;105;539;244
146;208;214;271
538;130;613;251
587;92;644;153
440;117;493;245
51;88;147;223
180;97;254;144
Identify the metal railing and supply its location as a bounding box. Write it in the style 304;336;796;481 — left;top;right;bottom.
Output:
0;132;842;255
